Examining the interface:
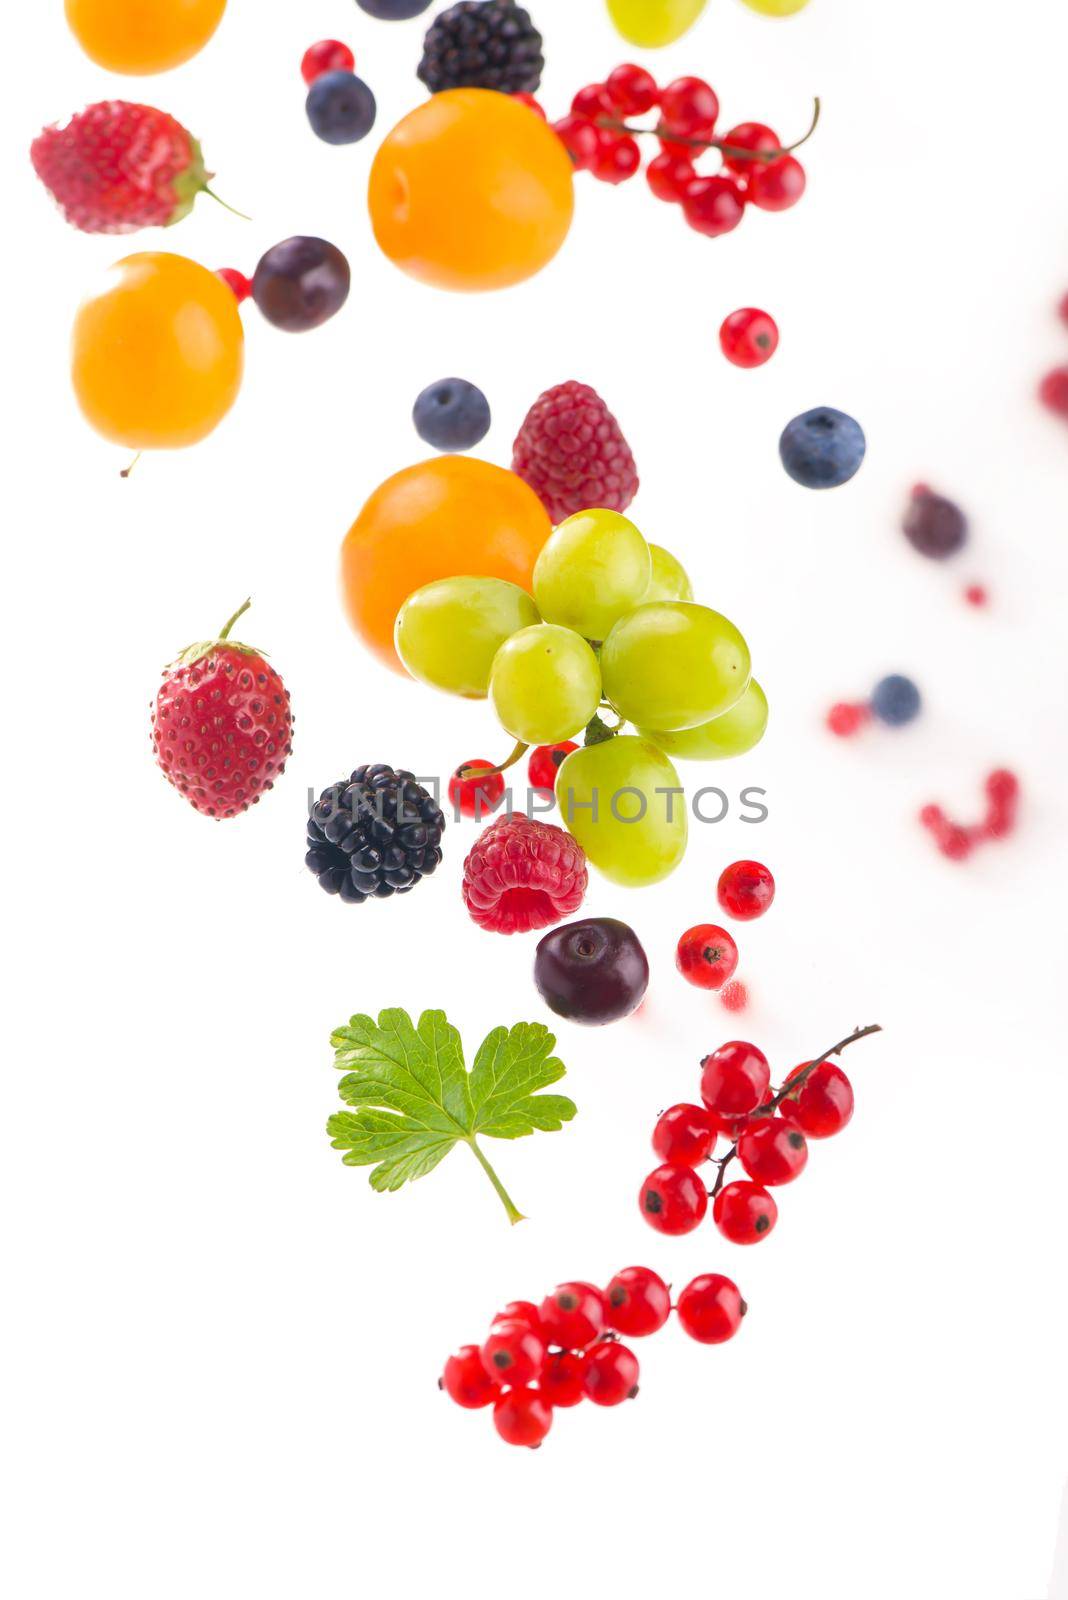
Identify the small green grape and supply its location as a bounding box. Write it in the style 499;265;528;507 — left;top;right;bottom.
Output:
640;678;768;759
556;735;688;887
644;544;694;603
601;602;751;732
395;576;539;698
490;623;602;745
533;508;652;642
739;0;811;15
606;0;708;47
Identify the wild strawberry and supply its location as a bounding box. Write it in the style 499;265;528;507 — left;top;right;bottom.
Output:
151;600;293;821
31;101;215;234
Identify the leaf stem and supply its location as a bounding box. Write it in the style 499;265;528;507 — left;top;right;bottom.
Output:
466;1138;526;1226
204;186;252;221
218;598;252;641
458;740;529;781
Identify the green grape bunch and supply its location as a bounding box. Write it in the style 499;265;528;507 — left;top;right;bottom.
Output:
393;508;768;888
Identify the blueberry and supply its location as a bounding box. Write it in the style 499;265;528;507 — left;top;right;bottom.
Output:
306;71;376;145
779;407;866;489
357;0;433;17
902;486;968;559
252;236;351;332
870;674;922;727
413;378;492;451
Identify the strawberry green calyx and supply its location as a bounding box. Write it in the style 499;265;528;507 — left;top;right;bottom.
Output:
171;598;269;668
167;135;210;226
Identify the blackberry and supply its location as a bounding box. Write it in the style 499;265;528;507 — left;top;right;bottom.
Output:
417;2;544;96
305;765;445;903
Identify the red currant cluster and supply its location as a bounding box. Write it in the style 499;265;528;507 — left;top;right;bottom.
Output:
1038;291;1068;423
447;742;579;819
536;64;814;240
441;1267;745;1448
676;860;774;1012
920;769;1020;861
638;1024;879;1246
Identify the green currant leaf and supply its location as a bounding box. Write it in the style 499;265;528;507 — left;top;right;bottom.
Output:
327;1008;576;1224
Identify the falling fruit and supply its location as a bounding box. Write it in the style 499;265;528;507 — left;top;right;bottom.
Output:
605;0;708;48
64;0;227;74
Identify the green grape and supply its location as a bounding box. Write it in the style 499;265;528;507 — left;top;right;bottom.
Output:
644;544;694;604
606;0;708;46
490;624;602;745
533;509;651;642
739;0;811;15
395;576;539;698
640;678;768;759
556;735;688;887
601;602;751;732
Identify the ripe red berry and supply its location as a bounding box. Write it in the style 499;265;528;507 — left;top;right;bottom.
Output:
660;76;719;139
748;155;806;212
781;1062;854;1139
1059;291;1068;326
700;1041;771;1119
593;133;642;185
827;701;871;737
553;113;600;171
639;1163;708;1235
539;1283;607;1350
722;122;780;175
493;1300;543;1333
583;1342;640;1406
462;814;587;935
653;1103;717;1167
682;175;746;238
528;741;579;791
216;267;252;303
719;308;779;369
720;979;749;1014
986;769;1019;809
1039;367;1068;420
448;759;506;819
572;83;613;119
604;1266;672;1337
646;151;697;203
676;1273;746;1344
493;1387;553;1447
513;379;639;524
676;924;739;990
964;584;988;607
717;860;775;921
605;62;659;116
480;1318;546;1386
441;1344;502;1409
539;1350;585;1407
513;92;546;118
738;1118;808;1185
301;40;355;84
713;1180;778;1244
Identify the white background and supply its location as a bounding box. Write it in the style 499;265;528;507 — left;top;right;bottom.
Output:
4;1;1068;1596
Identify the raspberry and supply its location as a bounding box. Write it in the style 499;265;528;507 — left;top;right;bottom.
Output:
462;814;587;934
512;381;639;524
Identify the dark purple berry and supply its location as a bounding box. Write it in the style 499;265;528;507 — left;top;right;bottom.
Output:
252;237;351;332
534;917;649;1026
902;486;968;559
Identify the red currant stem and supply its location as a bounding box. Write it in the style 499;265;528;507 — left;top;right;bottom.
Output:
466;1137;526;1225
599;96;821;164
119;451;142;479
457;740;529;781
708;1021;882;1198
203;186;252;222
217;598;252;642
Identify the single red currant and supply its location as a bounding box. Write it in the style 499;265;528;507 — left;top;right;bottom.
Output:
964;584;988;607
653;1103;717;1167
604;1266;672;1337
720;980;749;1014
717;860;775;921
552;113;600;172
440;1344;501;1409
448;760;506;819
676;924;739;991
722;122;780;175
1040;368;1068;419
593;133;642;185
480;1318;546;1386
682;176;747;238
539;1283;607;1350
572;83;613;119
646;151;697;203
1059;291;1068;326
301;39;355;85
639;1164;708;1235
216;268;252;303
719;309;780;369
659;76;719;139
986;769;1019;809
700;1041;771;1119
605;62;659;116
512;92;546;118
781;1062;854;1139
582;1342;640;1406
493;1387;553;1447
826;701;871;737
528;741;579;792
737;1117;808;1185
676;1273;746;1344
492;1300;543;1333
713;1180;778;1244
539;1350;585;1407
748;155;806;212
